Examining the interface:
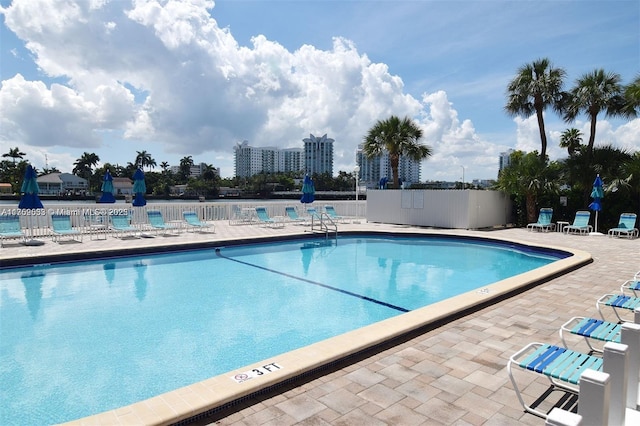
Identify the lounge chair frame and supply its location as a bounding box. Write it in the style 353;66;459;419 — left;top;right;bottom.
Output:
621;271;640;297
607;213;638;239
507;342;603;418
183;211;215;233
51;214;83;243
324;205;349;224
254;207;284;228
559;316;621;354
596;293;640;323
110;214;140;239
146;210;180;235
527;208;555;232
285;206;309;225
563;210;593;235
0;214;26;247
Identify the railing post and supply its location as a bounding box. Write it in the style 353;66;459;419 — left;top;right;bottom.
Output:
546;407;583;426
621;322;640;409
603;342;628;426
578;369;610;425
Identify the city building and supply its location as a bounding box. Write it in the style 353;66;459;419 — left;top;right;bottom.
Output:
234;140;304;178
169;163;219;178
355;144;421;188
499;149;515;173
303;134;334;176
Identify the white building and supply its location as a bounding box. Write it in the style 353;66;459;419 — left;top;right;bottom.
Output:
355;144;421;188
169;163;219;178
303;134;334;176
37;173;88;195
499;149;515;173
234;140;304;178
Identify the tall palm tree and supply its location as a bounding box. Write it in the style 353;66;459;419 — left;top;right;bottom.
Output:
363;115;432;188
135;150;156;170
505;58;566;159
563;69;627;159
160;161;170;173
623;74;640;116
2;147;26;164
179;156;194;182
559;128;582;157
72;152;100;179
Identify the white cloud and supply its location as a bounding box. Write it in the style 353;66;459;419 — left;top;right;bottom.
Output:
1;0;638;180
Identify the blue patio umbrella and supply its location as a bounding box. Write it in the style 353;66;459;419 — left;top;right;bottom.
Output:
98;169;116;203
18;164;44;209
379;177;388;189
18;164;45;245
588;174;604;234
132;168;146;207
300;175;315;204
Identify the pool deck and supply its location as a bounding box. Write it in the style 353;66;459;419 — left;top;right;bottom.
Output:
1;220;638;425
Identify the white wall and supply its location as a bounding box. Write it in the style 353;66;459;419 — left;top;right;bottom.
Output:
366;189;511;229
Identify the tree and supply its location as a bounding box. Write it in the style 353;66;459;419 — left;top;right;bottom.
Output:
559;128;582;157
178;156;194;182
72;152;100;180
363;115;432;188
2;147;26;164
563;69;628;159
135;150;156;170
623;74;640;116
505;58;566;160
495;150;560;224
160;161;171;174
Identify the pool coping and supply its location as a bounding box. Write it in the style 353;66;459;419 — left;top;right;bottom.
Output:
10;229;591;426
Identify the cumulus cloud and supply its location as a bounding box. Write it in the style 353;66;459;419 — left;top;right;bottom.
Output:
1;0;637;180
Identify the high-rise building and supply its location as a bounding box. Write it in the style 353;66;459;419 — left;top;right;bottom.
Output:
499;149;515;174
303;134;334;176
356;144;421;187
234;140;304;177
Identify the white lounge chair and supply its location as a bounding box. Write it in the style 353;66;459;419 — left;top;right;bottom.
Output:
182;211;215;233
51;214;82;243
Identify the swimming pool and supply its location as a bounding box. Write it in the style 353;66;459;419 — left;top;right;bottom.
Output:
0;234;572;425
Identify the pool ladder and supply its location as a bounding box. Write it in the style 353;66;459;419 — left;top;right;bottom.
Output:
310;212;338;241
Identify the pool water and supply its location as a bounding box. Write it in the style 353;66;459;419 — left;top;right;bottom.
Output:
0;235;566;425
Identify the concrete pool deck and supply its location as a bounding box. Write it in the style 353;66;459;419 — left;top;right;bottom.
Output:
1;220;638;425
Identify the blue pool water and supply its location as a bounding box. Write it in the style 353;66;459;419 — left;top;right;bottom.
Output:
0;235;567;425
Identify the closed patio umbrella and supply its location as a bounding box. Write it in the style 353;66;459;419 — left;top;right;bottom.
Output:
300;175;315;204
588;174;604;235
18;164;45;246
98;169;116;203
132;168;146;207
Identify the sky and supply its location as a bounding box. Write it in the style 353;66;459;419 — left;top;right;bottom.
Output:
1;0;639;181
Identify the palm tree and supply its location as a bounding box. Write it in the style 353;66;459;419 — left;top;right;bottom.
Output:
135;150;156;170
72;152;100;179
179;156;194;182
363;115;432;188
623;74;640;115
563;69;628;159
559;128;582;157
505;58;566;159
495;150;560;223
2;147;26;164
160;161;170;174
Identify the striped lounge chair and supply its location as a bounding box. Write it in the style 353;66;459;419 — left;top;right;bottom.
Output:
596;293;640;323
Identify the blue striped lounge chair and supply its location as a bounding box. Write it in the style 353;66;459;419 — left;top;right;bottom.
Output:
51;214;82;243
607;213;638;239
182;211;215;233
563;210;592;235
596;293;640;323
254;207;284;228
621;271;640;297
526;208;555;232
559;316;622;354
0;214;26;247
285;206;308;225
146;210;180;235
507;342;604;419
324;205;348;223
110;214;139;239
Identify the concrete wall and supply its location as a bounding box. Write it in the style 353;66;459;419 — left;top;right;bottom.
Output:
366;189;511;229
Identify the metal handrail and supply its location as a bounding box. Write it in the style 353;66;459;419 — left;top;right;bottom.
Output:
310;212;338;240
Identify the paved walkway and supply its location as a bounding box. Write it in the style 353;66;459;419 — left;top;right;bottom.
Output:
2;221;638;425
